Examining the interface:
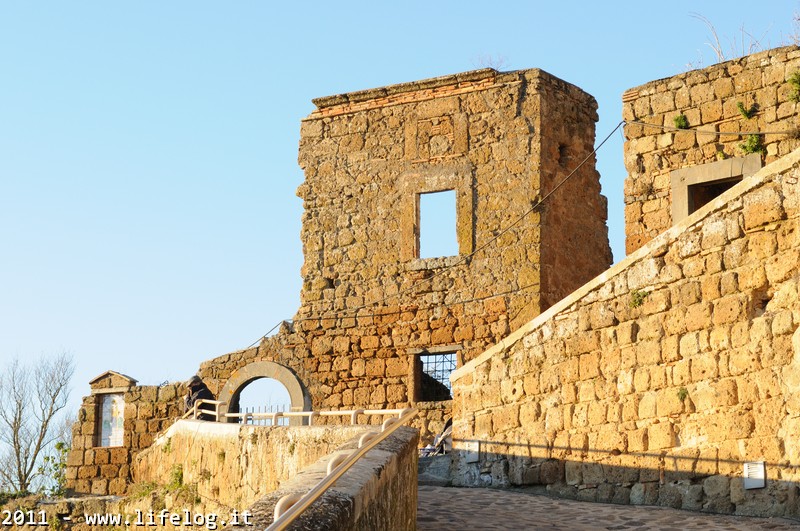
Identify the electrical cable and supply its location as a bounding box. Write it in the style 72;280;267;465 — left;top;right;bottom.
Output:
247;120;626;348
626;119;796;136
247;120;625;348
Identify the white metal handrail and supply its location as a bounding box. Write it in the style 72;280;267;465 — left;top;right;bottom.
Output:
266;407;418;531
224;407;408;426
181;399;224;421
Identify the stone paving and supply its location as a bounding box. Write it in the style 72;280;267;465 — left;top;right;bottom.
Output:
417;485;800;530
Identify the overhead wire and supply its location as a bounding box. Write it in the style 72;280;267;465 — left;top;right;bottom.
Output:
248;120;625;348
625;119;796;136
246;116;796;348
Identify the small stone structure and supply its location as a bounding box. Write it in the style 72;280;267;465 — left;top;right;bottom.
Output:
623;45;800;254
451;139;800;517
66;371;184;495
198;67;611;442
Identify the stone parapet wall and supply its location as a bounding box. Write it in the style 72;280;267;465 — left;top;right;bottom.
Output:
133;420;367;510
249;426;419;530
14;424;416;530
623;45;800;254
451;149;800;517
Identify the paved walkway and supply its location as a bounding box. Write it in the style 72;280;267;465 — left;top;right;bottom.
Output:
417;486;800;530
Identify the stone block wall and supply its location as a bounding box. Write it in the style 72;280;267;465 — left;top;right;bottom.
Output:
199;67;611;444
623;45;800;254
133;420;368;510
66;374;184;496
451;149;800;517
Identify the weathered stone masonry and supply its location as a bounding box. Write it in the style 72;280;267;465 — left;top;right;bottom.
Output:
198;67;612;442
66;66;615;495
451;128;800;517
451;47;800;517
624;45;800;254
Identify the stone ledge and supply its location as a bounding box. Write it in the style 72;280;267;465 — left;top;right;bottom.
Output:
407;255;463;270
312;68;499;109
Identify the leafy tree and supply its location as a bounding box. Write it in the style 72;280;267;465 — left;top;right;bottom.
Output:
0;353;74;495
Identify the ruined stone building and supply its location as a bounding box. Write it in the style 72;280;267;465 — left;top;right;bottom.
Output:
623;46;800;254
66;45;800;520
198;68;612;434
67;66;612;495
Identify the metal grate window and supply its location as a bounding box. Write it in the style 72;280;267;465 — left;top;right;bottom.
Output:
420;352;457;401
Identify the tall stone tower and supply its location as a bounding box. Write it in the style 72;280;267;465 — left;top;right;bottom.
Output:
285;67;611;436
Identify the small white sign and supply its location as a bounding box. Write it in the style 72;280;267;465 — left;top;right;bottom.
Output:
464;441;480;463
743;461;766;490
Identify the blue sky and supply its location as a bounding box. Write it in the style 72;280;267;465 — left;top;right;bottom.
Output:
1;2;798;414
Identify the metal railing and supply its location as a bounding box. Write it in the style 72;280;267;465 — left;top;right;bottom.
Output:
241;404;290;425
181;399;225;421
266;407;418;531
178;404;417;529
223;407;411;426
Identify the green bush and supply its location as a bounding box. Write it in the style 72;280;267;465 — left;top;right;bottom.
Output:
740;134;765;155
788;70;800;103
673;114;690;129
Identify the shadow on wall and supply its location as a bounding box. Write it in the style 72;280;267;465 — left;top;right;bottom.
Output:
452;440;800;518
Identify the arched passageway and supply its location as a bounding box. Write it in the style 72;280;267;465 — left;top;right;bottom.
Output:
218;361;310;425
237;377;292;425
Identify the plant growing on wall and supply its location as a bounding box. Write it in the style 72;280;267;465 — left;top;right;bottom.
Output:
789;70;800;103
673;113;690;129
736;101;757;119
629;289;650;308
740;133;765;155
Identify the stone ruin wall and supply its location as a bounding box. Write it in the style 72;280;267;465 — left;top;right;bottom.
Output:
451;145;800;517
624;45;800;255
197;68;611;443
63;66;614;497
66;373;184;496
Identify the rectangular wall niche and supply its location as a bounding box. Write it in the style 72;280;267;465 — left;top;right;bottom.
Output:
97;393;125;447
418;190;458;258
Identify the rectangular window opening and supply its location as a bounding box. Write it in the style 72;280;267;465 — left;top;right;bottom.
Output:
418;190;458;259
419;352;457;401
688;176;742;215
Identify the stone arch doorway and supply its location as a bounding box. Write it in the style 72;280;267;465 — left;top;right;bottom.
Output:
218;361;311;425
